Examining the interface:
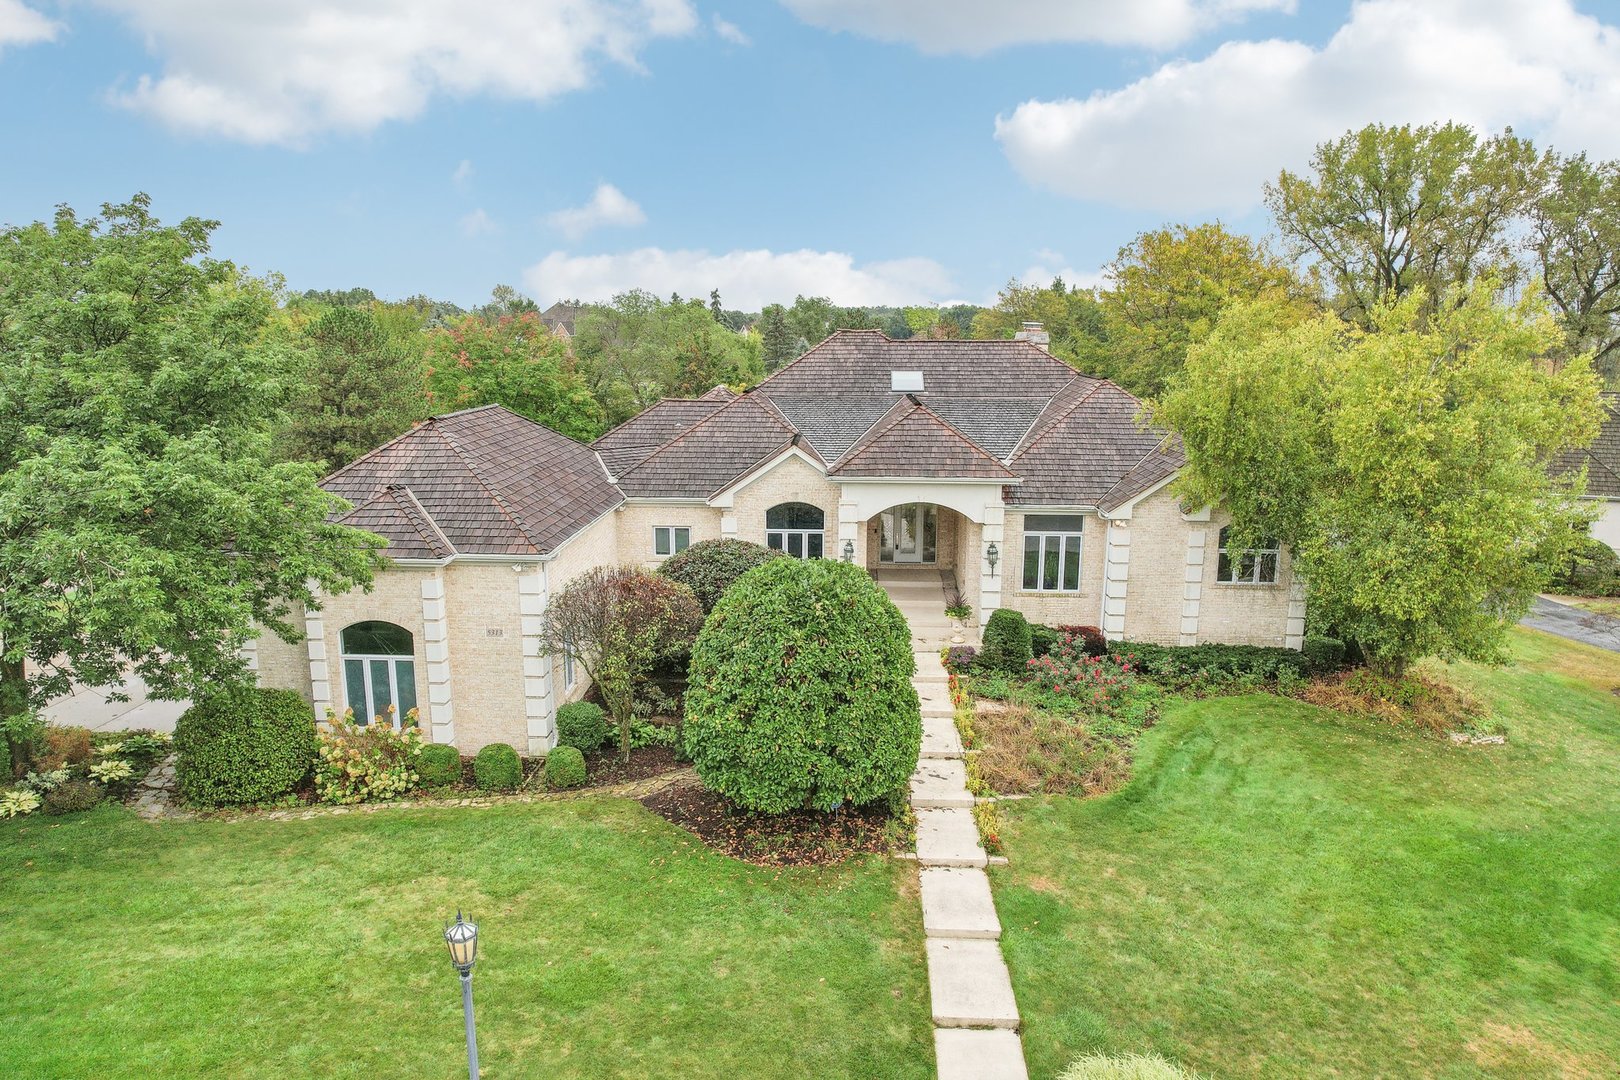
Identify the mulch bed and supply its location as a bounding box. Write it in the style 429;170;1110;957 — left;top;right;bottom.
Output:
638;784;903;866
579;745;682;788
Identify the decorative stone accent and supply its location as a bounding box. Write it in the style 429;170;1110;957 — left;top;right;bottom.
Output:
1101;519;1131;640
420;573;455;744
304;586;331;717
517;568;555;756
1180;526;1207;645
1285;577;1308;650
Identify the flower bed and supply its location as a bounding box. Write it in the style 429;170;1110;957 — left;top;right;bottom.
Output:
2;728;171;819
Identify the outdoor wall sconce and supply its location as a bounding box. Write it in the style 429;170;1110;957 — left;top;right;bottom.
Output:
842;539;855;563
986;542;999;576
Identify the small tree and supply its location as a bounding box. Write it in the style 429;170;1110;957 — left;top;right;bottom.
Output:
538;567;703;762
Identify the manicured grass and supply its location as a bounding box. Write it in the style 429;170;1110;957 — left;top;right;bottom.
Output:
994;628;1620;1079
0;798;932;1079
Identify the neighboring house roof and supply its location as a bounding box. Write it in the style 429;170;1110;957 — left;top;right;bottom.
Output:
592;398;728;477
1554;391;1620;499
538;301;586;338
323;405;622;556
829;396;1018;480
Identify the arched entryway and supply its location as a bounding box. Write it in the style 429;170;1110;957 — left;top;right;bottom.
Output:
340;620;418;727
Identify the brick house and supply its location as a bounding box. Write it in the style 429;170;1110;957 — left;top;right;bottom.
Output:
253;330;1303;754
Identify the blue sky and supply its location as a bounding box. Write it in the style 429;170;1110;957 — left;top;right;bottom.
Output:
1;1;1617;310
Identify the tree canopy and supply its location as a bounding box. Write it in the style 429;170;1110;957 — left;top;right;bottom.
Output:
424;312;605;440
0;196;381;759
1157;283;1602;674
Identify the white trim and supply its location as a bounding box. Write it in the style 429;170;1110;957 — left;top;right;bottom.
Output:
518;566;556;756
304;587;331;718
619;496;711;505
829;475;1023;487
708;444;827;507
1180;527;1206;645
420;574;455;744
1100;522;1130;640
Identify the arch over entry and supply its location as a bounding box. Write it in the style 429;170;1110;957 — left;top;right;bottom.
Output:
766;502;825;559
340;620;417;727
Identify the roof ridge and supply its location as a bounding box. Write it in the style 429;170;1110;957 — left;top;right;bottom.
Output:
756;328;894;391
591;397;722;448
386;484;458;557
1008;378;1110;462
705;435;804;498
617;392;797;483
431;416;542;551
829;396;1015;478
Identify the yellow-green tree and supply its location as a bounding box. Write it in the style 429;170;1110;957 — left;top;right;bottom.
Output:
1099;222;1311;399
971;277;1106;366
1158;283;1602;675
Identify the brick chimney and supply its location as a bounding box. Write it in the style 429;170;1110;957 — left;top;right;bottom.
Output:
1014;320;1050;352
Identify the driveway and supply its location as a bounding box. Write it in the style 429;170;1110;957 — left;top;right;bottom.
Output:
1520;596;1620;653
41;672;189;734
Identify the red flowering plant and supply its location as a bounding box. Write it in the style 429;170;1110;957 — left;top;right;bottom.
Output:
1024;631;1139;713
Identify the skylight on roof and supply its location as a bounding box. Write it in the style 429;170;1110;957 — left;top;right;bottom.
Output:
891;370;924;392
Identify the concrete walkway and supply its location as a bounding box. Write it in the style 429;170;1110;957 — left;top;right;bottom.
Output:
41;670;188;733
1521;596;1620;652
879;569;1029;1080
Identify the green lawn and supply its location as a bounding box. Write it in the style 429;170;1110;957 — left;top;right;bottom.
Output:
0;798;932;1079
994;628;1620;1079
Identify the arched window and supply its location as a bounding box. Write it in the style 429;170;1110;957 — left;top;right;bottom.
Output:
766;502;825;559
340;621;418;728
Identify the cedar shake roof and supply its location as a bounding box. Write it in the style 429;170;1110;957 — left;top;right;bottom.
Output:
829;396;1018;480
1006;381;1173;508
761;329;1079;398
336;486;457;559
699;385;737;401
1553;391;1620;499
1098;437;1186;514
614;394;810;498
592;398;728;478
323;405;621;556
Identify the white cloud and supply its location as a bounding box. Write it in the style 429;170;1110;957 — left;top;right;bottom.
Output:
459;209;497;237
451;159;474;189
0;0;60;50
780;0;1292;53
545;183;647;241
995;0;1620;214
93;0;699;144
524;247;956;309
712;14;749;46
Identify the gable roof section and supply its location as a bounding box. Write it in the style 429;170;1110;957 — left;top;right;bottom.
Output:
323;405;622;556
829;396;1017;480
335;485;457;559
1007;382;1174;507
767;394;897;460
1553;391;1620;499
615;394;807;498
592;398;728;477
1097;437;1186;514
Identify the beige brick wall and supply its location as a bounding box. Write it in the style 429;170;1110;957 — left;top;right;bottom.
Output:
731;454;841;553
1000;509;1107;627
1116;492;1187;645
440;561;529;752
613;501;723;568
1194;507;1295;647
310;565;437;723
254;626;311;700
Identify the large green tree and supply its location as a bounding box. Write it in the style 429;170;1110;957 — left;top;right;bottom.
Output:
424;312;605;439
1530;152;1620;379
1158;284;1602;675
972;277;1108;368
1097;222;1312;399
0;196;382;766
1266;123;1546;324
757;303;796;372
280;305;425;472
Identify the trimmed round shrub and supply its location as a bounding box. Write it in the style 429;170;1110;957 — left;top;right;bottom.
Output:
174;687;316;808
657;538;789;612
684;558;920;813
556;701;612;753
542;745;587;790
472;743;522;792
43;778;105;815
417;743;463;787
1302;634;1348;675
981;608;1033;674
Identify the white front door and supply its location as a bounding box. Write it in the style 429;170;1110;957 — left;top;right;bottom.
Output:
893;503;924;562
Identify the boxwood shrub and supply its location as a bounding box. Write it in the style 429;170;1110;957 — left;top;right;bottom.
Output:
472;743;522;792
981;609;1033;674
683;558;920;813
174;687;316;807
1105;640;1310;682
43;778;105;815
556;701;612;753
657;538;789;612
543;745;587;790
417;743;463;787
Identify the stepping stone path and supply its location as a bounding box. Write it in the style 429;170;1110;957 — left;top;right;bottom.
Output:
877;568;1029;1080
130;752;188;821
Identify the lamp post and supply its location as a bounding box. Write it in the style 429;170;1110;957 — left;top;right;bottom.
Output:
985;542;999;577
444;911;480;1080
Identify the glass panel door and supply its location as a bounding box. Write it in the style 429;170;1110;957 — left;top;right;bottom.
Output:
894;504;921;562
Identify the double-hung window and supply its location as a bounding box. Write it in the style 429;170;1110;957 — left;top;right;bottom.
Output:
653;526;691;557
1216;526;1280;584
1021;514;1084;592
